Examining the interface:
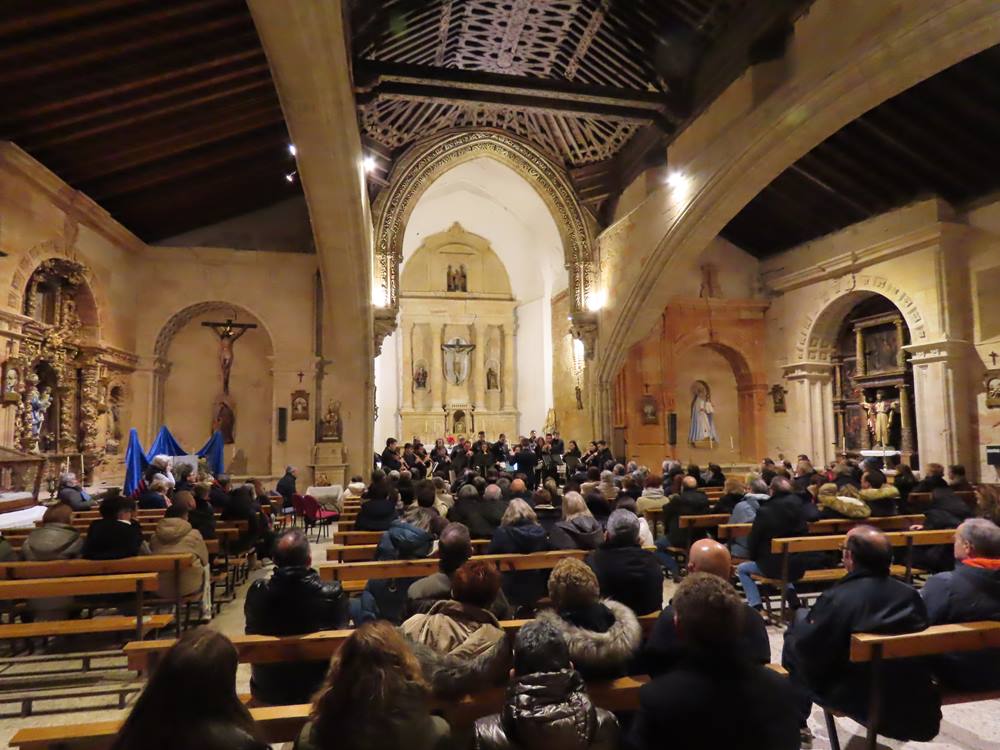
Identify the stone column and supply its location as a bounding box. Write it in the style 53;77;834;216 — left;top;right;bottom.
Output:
784;363;835;466
79;359;102;481
430;324;444;409
473;322;486;410
898;383;914;458
501;324;515;412
906;339;976;469
401;322;413;411
859;392;872;450
855;328;866;376
894;319;906;369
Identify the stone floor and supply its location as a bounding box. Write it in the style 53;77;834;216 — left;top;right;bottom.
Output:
0;538;997;749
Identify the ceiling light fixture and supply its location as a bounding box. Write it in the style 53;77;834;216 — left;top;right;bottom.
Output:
285;171;297;183
288;143;297;157
363;155;377;174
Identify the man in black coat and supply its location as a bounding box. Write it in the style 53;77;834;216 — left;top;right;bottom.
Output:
782;526;940;742
586;509;663;615
661;476;710;547
448;484;505;539
629;573;800;750
594;441;614;470
921;518;1000;691
209;474;232;510
643;539;769;677
512;440;538;488
912;462;948;493
735;477;810;611
912;486;973;573
354;483;399;531
275;466;297;509
244;529;349;704
82;493;148;560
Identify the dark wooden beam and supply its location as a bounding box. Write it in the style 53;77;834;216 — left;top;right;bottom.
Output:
354;60;675;127
0;0;137;38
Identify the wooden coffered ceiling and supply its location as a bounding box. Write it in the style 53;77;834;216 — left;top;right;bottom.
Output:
721;44;1000;257
349;0;811;221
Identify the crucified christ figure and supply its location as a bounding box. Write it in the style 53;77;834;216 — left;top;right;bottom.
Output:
202;318;256;394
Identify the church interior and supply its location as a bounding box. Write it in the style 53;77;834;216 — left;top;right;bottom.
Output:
0;1;999;749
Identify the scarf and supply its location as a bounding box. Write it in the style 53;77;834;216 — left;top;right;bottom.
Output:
964;558;1000;571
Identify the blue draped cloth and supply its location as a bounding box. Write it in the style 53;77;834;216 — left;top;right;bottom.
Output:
146;426;185;462
197;431;225;476
123;427;226;494
123;429;147;495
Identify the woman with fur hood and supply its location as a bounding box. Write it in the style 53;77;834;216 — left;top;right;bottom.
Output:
403;560;512;698
535;557;641;681
816;482;872;520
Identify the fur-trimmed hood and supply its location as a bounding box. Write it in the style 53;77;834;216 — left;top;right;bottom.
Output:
535;599;641;679
405;627;512;698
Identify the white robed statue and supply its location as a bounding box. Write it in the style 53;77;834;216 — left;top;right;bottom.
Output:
688;380;718;444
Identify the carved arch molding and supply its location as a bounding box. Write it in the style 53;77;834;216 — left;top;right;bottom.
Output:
372;129;598;354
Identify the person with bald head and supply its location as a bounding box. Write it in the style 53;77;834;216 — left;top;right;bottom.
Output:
782;525;940;742
642;540;769;676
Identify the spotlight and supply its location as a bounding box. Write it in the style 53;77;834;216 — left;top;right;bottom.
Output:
363;155;377;174
285;172;296;183
666;171;689;190
288;143;297;157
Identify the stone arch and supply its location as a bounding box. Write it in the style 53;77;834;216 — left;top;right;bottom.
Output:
373;128;596;320
11;243;106;339
598;2;1000;394
153;301;275;362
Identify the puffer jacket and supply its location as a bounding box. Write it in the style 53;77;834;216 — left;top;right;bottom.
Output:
20;523;83;561
149;517;208;598
859;485;900;517
535;599;641;680
817;484;871;520
549;516;604;550
728;493;766;559
473;669;619;750
402;599;507;661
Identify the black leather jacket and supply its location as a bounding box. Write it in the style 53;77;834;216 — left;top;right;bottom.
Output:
244;566;349;704
474;670;618;750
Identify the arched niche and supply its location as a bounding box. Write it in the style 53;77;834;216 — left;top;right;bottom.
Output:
153;302;275;475
400;221;513;297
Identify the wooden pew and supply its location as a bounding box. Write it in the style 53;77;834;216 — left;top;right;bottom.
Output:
717;514;925;540
824;622;1000;750
760;529;952;621
326;538;491;562
906;490;977;510
318;549;588;584
331;530;388;545
0;573;167;641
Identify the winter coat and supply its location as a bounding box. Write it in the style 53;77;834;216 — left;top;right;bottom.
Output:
407;628;513;699
584;495;611;528
921;560;1000;691
859;485;900;517
276;471;297;506
149;517;208;599
488;522;551;609
642;601;770;677
82;519;148;560
358;521;436;624
746;492;810;580
137;490;168;510
188;501;217;540
405;571;513;620
355;496;398;531
817;484;871;520
535;599;641;680
20;523;83;561
728;494;765;559
294;683;451;750
636;488;665;518
712;492;743;515
662;489;711;547
586;543;663;615
57;485;95;511
402;599;508;662
549;516;604;550
913;488;973;572
449;496;506;540
629;648;800;750
783;566;940;741
244;565;349;705
596;481;619;504
473;669;619;750
403;504;449;537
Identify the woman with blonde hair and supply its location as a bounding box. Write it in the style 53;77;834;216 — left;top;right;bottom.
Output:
713;477;747;515
487;498;551;612
550;491;603;550
295;621;450;750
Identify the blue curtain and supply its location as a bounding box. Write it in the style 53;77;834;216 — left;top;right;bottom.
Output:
197;431;225;476
145;426;185;462
123;429;148;495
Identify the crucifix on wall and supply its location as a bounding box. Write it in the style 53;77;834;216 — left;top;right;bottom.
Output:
201;318;257;395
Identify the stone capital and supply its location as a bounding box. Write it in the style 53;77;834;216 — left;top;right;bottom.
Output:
782;361;833;382
373;308;398;356
904;338;974;365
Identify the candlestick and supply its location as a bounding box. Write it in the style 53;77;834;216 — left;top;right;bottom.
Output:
729;435;734;450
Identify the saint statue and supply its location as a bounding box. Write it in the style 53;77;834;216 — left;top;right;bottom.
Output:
414;364;428;390
688;380;718;444
486;366;498;391
321;400;343;441
30;385;52;443
862;389;898;448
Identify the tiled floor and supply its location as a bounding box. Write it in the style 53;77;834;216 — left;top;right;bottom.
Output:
0;541;997;749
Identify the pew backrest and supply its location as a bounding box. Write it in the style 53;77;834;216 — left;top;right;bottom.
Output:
318;549;587;582
0;572;160;599
850;621;1000;662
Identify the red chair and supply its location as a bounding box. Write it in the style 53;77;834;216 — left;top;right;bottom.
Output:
290;494;306;527
300;494;338;542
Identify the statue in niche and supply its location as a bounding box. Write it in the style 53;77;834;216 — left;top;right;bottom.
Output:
30;385;52;439
3;363;20;404
770;384;788;413
213;397;236;444
414;363;428;390
105;386;123;454
446;265;468;292
320;400;343;441
486;366;499;391
575;385;584;410
862;389;898;448
688;380;718;445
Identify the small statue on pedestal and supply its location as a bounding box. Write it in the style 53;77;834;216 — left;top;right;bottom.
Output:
862;389;898;448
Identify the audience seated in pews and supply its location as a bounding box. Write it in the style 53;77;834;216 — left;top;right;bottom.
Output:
859;469;899;516
244;529;349;705
549;491;603;550
712;477;745;515
537;557;640;680
137;477;169;510
727;478;769;559
402;560;512;697
636;474;665;516
404;479;448;536
655;475;710;580
150;503;210;615
912;462;948;493
209;473;232;510
21;501;82;561
912;484;974;572
474;619;619;750
782;525;941;742
431;476;453;515
816;482;870;520
645;540;769;676
294;620;451;750
57;471;96;511
82;492;149;560
586;509;662;616
736;477;811;612
354;518;435;625
110;628;268;750
921;518;1000;691
355;479;399;531
187;485;217;540
893;462;917;510
487;499;551;613
629;573;801;750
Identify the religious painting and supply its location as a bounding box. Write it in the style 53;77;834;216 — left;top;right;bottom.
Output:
688;380;718;446
863;326;899;374
442;338;474;386
986;370;1000;409
320;400;343;441
640;393;658;425
844;404;864;451
769;384;787;413
1;361;20;405
413;362;428;390
290;390;310;421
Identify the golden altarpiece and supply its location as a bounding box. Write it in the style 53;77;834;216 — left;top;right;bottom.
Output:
397;224;518;440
